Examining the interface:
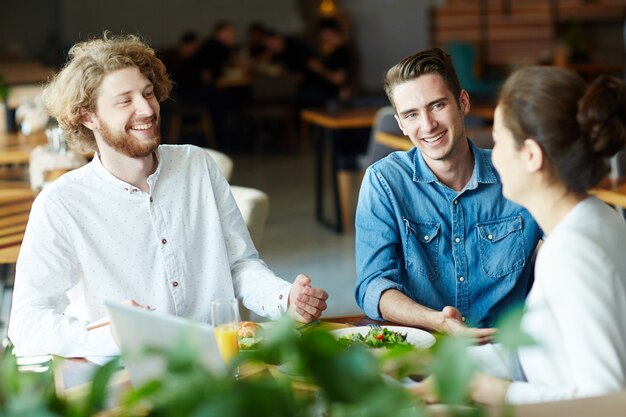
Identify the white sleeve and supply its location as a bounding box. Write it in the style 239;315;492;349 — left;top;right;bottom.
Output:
507;232;626;404
8;194;119;357
207;157;291;319
468;343;514;380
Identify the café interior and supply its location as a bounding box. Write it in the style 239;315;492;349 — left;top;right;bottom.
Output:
1;0;626;415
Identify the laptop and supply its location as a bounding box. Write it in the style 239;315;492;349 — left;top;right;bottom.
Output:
106;301;225;386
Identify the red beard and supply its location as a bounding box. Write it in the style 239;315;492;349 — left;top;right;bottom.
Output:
99;116;161;158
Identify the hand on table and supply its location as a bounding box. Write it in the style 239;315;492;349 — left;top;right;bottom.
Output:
287;274;328;322
438;306;496;344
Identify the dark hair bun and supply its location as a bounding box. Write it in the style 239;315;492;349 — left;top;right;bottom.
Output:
577;75;626;159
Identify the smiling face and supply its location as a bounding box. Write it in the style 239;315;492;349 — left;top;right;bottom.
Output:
85;66;161;158
393;74;469;164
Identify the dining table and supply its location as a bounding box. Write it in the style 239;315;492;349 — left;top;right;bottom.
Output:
0;130;48;166
0;187;36;320
589;177;626;210
51;316;365;408
300;107;377;232
0;188;35;265
46;313;626;417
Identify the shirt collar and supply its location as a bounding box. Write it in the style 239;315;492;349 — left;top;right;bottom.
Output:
412;139;498;189
91;147;162;194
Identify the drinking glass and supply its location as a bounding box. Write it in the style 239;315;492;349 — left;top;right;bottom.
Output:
211;298;240;364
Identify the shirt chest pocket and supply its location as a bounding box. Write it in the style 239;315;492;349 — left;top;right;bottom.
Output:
404;218;441;281
476;216;526;279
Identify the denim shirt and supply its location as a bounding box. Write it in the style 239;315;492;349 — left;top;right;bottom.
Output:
355;141;542;327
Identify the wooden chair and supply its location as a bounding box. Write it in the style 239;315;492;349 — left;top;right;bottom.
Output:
204;149;269;247
0;188;36;322
43;168;71;184
167;100;217;148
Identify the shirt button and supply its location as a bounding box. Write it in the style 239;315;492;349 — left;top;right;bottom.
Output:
424;235;430;241
462;317;466;322
459;276;465;282
161;238;167;244
455;237;460;243
278;294;283;300
454;200;458;205
150;197;154;202
172;281;179;287
488;234;493;240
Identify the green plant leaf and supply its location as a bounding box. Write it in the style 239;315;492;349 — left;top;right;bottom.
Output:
494;304;535;350
80;356;121;415
430;335;475;406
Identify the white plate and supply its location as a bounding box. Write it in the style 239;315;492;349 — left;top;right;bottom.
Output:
330;326;435;348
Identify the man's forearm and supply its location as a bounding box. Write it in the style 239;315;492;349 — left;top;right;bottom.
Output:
379;289;444;331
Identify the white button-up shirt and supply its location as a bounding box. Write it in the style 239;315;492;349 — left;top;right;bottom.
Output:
9;145;291;357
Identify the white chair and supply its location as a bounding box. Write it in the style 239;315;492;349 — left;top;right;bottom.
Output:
204;149;270;247
204;148;271;321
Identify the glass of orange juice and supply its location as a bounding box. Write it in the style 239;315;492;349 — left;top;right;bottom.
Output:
211;298;240;366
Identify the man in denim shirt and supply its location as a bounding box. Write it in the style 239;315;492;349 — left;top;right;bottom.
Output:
355;48;542;340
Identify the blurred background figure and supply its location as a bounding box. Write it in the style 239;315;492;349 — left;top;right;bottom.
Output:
199;20;239;83
263;29;313;76
299;17;354;108
246;22;270;66
162;31;205;104
160;30;216;148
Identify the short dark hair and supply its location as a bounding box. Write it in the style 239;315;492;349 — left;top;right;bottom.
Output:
499;66;626;193
384;47;462;108
317;18;342;34
212;20;234;36
179;30;199;44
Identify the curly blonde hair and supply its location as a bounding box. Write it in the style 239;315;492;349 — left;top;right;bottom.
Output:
42;33;172;153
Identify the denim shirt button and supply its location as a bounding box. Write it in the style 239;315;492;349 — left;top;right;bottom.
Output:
488;234;493;240
454;200;458;205
459;276;465;282
462;316;466;322
455;237;460;243
424;235;430;241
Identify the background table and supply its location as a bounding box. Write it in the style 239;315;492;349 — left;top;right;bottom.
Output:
0;188;35;324
300;107;376;232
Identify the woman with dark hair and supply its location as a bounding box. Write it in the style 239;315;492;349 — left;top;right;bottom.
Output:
413;66;626;404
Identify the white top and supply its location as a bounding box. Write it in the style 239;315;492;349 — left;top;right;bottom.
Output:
505;197;626;403
9;145;291;358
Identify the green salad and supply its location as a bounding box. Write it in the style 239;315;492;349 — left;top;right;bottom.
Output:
338;327;411;349
239;336;261;350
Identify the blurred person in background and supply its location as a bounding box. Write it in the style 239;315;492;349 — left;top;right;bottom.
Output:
198;20;239;83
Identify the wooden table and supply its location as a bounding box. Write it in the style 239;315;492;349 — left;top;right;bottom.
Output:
52;316;362;403
0;187;35;320
590;177;626;209
0;188;35;265
0;130;47;166
300;107;377;232
376;131;413;152
50;314;626;417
